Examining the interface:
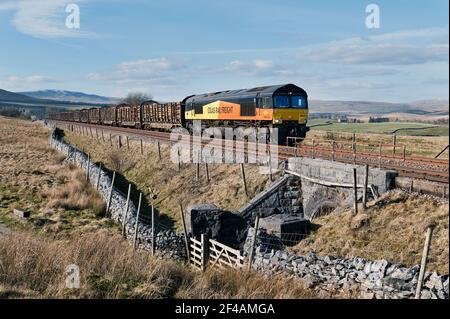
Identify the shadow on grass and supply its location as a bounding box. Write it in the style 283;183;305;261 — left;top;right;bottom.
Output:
55;128;176;231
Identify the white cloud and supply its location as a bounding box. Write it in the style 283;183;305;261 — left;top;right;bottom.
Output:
298;27;449;66
0;1;18;10
222;59;297;77
2;0;95;39
302;44;449;65
0;74;56;90
88;57;187;82
362;27;449;43
86;57;189;99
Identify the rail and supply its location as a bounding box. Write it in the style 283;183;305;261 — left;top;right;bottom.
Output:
50;120;449;184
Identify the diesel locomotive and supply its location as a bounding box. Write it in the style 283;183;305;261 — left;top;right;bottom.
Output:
49;83;309;144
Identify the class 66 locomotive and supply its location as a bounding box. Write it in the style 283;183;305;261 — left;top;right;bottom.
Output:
49;83;309;145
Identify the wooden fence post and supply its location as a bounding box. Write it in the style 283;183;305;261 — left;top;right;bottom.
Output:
363;165;369;209
240;163;248;198
353;168;358;215
204;163;210;183
403;146;407;162
196;152;200;180
157;141;161;160
415;226;434;299
126;136;129;151
106;171;116;217
177;148;181;171
140;139;143;155
86;153;91;181
133;193;142;250
118;136;122;149
378;143;382;168
392;134;397;155
122;184;131;238
332;141;335;161
268;147;273;182
312;139;315;159
201;233;210;272
247;214;260;271
101;130;105;142
96;163;102;190
179;203;191;263
109;133;112;146
151;205;155;256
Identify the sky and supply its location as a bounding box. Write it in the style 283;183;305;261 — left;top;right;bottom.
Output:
0;0;448;102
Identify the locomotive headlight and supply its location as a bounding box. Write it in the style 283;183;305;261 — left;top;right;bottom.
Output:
274;119;283;124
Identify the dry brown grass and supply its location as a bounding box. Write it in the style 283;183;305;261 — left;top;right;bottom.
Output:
0;230;324;299
290;190;449;274
303;130;449;159
64;131;278;229
41;169;105;216
0;117;114;237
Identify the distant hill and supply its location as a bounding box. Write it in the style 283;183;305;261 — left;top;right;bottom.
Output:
0;89;45;104
0;88;112;109
409;100;449;113
20;90;121;104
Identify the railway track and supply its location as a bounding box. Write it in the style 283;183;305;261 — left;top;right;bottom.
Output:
52;121;449;184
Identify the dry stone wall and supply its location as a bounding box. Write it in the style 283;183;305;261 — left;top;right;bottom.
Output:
49;128;187;260
245;228;448;299
238;174;303;221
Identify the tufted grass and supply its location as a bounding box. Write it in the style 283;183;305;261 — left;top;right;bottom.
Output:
0;230;334;299
0;117;116;238
290;190;449;274
63;129;280;230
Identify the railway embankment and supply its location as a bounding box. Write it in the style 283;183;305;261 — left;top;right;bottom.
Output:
49;127;187;260
46;123;449;299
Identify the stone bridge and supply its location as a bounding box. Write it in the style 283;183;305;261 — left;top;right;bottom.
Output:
287;157;397;219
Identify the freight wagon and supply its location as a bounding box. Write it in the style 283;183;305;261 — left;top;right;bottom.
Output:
47;83;309;144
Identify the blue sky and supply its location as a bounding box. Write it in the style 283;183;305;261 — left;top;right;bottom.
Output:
0;0;448;102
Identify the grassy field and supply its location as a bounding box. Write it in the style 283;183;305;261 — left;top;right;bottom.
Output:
1;231;326;299
290;190;449;274
303;124;449;159
0;116;112;238
308;120;449;136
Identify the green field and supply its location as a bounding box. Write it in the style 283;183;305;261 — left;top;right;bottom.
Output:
308;120;449;136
